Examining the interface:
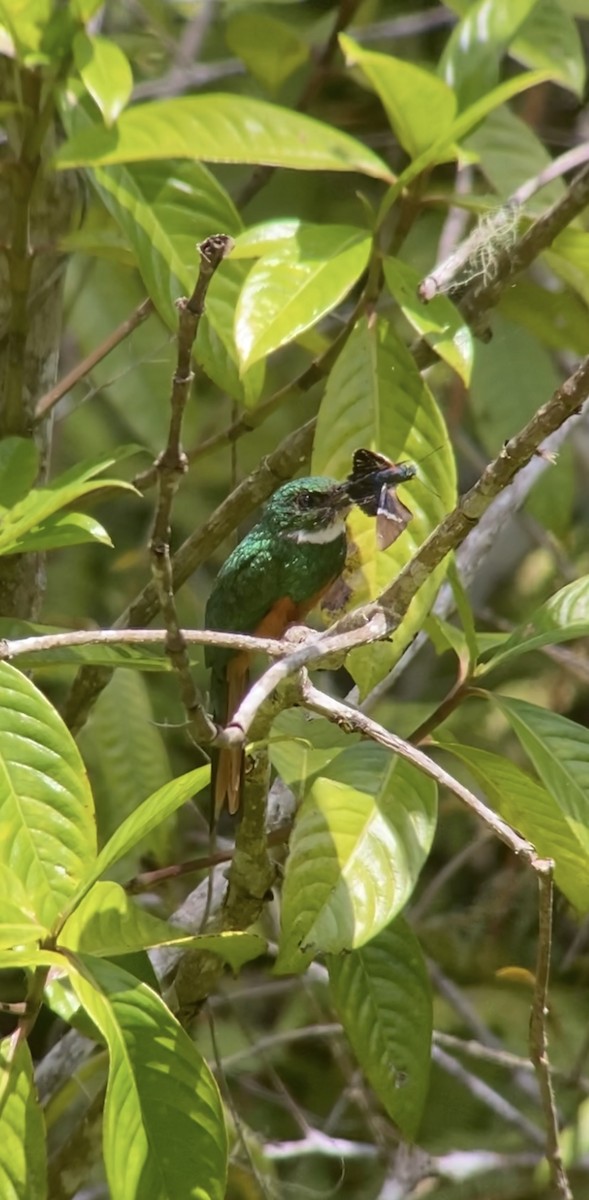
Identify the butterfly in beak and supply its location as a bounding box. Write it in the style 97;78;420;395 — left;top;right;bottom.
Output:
345;448;417;550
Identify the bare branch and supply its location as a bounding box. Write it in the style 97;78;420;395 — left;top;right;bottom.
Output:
530;864;573;1200
432;1045;544;1147
34;298;154;423
148;234;234;744
0;626;283;662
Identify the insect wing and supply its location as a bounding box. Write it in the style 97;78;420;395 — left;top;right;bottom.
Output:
376;486;414;550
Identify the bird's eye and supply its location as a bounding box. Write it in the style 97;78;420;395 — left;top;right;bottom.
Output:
297;490;316;511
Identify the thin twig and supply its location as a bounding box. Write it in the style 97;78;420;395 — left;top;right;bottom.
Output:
149;234;234;744
34;298;154;422
432;1045;545;1146
126;825;290;893
530;864;573;1200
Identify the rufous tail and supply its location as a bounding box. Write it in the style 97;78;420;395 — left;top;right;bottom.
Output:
210;655;249;819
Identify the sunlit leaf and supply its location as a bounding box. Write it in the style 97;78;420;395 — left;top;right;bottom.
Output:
0;662;95;928
68;956;227;1200
0;1039;46;1200
276;745;437;973
439;0;540;107
511;0;586;96
0;450;138;557
383;257;473;383
385;70;552;205
235;224;371;370
340;35;456;157
443;742;589;911
312;315;456;696
73;32;133;127
54;93;394;181
329;917;432;1138
0;867;48;948
9;510;113;553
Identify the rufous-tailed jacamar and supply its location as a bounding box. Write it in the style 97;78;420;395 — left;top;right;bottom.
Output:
205;454;416;815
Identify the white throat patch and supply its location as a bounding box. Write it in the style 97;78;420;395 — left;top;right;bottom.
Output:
290;516;346;545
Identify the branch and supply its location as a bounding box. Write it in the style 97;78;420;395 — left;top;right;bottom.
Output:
0;627;283;661
418;160;589;312
224;358;589;740
34;298;154;423
530;863;573;1200
432;1045;544;1147
148;234;233;744
300;683;538;864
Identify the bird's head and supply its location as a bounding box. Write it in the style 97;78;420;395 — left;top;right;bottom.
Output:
263;477;351;544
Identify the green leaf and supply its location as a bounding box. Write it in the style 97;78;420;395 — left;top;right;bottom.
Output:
269;708;359;802
8;510;113;553
340;35;456;158
545;227;589;307
73;33;133;127
469;312;571;534
439;0;541;107
499;279;589;355
510;0;586;96
383;257;473;383
83;147;263;405
54;93;394;181
59;880;266;967
79;669;175;869
465;106;566;210
0;662;96;928
0;1038;47;1200
90;158;241;326
235;224;372;370
0;450;138;557
0;867;48;949
226;10;308;92
328;917;432;1138
447;556;479;668
71;767;210;906
471;315;562;453
479;575;589;674
382;70;552;208
312;315;456;696
231;218;303;259
492;695;589;859
443;742;589;911
0;437;39;507
67;956;227;1200
276;745;437;973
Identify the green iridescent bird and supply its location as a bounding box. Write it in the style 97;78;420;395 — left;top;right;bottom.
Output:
205;476;351;815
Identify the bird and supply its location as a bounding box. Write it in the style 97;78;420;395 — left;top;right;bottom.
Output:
205;475;352;816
